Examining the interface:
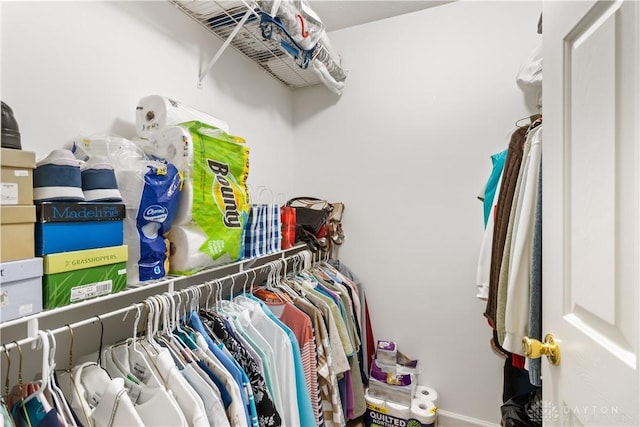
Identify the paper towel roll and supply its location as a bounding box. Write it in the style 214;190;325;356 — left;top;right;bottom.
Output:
414;385;439;407
410;398;437;426
172;180;194;226
169;224;233;274
141;126;194;176
387;401;410;419
136;95;229;138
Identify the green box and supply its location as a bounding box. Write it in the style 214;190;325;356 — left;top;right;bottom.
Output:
43;262;127;309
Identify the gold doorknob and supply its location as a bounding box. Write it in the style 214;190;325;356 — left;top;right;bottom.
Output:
522;333;561;366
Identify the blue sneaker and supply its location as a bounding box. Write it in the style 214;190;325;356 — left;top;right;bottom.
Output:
33;149;85;202
80;155;123;202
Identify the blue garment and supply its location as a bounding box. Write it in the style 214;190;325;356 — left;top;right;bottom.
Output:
244;295;316;427
483;149;508;228
189;311;253;426
196;360;233;408
12;396;62;427
173;328;234;408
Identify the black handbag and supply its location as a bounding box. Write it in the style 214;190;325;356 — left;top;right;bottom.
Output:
285;197;333;249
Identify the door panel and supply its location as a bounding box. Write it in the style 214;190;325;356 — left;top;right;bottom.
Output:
543;1;639;425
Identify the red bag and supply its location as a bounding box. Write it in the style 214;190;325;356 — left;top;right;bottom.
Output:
280;206;296;250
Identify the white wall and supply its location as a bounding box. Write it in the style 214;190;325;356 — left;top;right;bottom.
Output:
293;1;542;424
0;1;295;195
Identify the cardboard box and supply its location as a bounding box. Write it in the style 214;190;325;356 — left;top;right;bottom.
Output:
0;257;43;322
35;202;125;255
0;205;35;262
1;148;35;205
43;245;128;309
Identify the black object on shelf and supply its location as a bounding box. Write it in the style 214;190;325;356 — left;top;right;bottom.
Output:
1;101;22;150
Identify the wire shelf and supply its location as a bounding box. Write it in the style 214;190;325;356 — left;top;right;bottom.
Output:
170;0;324;89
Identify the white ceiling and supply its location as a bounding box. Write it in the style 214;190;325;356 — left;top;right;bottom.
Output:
308;0;453;32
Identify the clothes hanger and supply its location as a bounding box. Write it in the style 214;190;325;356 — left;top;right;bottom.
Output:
11;341;32;427
1;345;16;427
514;113;542;129
61;325;92;427
46;329;77;426
94;315;105;367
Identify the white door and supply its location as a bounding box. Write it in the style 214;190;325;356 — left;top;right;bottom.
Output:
542;0;639;425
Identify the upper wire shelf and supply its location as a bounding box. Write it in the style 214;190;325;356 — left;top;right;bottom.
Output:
170;0;325;89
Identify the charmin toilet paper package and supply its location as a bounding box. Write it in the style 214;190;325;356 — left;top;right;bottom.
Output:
136;95;229;138
121;163;181;283
168;121;250;275
71;135;181;284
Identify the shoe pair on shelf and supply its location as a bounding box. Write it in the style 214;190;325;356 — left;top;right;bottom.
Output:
33;149;122;203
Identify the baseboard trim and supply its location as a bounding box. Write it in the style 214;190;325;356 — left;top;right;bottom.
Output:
437;409;500;427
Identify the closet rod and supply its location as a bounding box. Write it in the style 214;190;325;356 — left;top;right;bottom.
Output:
0;249;314;354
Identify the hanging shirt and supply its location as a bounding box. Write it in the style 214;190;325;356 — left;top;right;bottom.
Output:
58;362;145;427
230;303;286;424
101;342;188;427
138;341;209;427
482;149;509;228
262;299;320;427
234;295;302;427
292;293;345;427
181;361;231;427
503;125;543;355
192;334;246;427
199;310;282;427
189;312;254;427
247;295;316;427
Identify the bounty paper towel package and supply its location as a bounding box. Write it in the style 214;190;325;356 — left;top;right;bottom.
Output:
167;121;250;274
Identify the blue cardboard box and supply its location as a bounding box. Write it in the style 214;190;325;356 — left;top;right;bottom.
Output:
35;202;126;256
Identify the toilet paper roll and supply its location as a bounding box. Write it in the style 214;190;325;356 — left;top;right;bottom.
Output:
136;95;229;138
410;398;437;426
386;401;410;419
173;180;193;226
169;224;233;274
364;389;386;409
141;126;194;176
414;385;439;407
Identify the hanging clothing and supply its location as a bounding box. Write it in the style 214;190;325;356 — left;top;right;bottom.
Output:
245;295;316;427
199;310;283;427
501;125;543;355
485;125;529;327
233;294;302;427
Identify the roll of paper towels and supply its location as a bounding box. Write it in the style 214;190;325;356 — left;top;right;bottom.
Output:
173;180;193;226
169;224;234;274
136;95;229;138
169;224;215;273
410;398;437;426
414;385;439;407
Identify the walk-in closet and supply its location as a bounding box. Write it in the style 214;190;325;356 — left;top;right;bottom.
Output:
1;1;639;426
